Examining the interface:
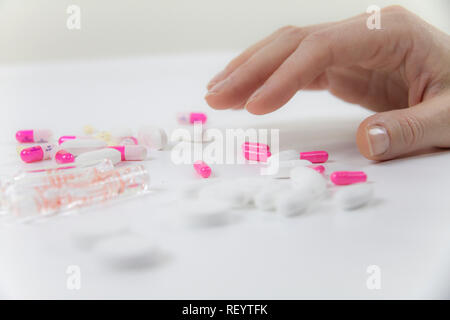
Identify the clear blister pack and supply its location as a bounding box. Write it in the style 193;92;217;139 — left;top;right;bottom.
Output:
0;159;150;223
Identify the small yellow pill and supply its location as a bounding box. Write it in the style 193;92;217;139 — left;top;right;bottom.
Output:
83;125;96;135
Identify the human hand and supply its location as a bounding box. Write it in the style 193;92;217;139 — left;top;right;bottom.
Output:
204;6;450;161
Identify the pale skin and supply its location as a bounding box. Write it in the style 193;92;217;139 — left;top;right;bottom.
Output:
204;6;450;161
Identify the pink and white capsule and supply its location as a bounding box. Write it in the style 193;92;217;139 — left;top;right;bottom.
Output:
330;171;367;185
300;151;328;163
193;160;211;178
177;112;207;124
242;142;270;153
55;150;75;164
57;135;93;145
108;145;147;161
20;144;56;163
16;129;53;143
244;150;271;162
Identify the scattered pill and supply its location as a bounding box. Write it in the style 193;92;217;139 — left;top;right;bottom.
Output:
15;129;53;143
299;151;328;163
334;183;374;210
60;139;108;156
177;112;207;125
254;181;291;211
268;149;298;163
75;148;122;166
290;166;327;197
275;190;314;217
330;171;367;185
244;149;271;162
309;165;325;174
138;126;167;150
83;125;97;135
198;181;252;208
193;160;211;178
55;150;75;164
242;142;270;153
267;159;312;178
20;144;56;163
109;145;147;161
95;131;112;143
58;135;92;145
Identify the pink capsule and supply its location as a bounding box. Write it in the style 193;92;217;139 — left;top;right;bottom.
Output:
330;171;367;185
16;129;53;143
309;165;325;174
299;151;328;163
55;150;75;164
20;144;56;163
108;145;147;161
242;142;270;153
177;112;207;124
244;150;271;162
193;160;211;178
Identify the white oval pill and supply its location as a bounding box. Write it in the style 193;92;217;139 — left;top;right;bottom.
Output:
198;180;251;208
275;189;314;217
290;166;326;197
75;148;122;165
334;183;374;210
254;180;291;211
60;139;108;156
138;126;167;150
266;159;312;179
268;149;299;164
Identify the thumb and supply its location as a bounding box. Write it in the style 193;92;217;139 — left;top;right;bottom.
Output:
356;93;450;161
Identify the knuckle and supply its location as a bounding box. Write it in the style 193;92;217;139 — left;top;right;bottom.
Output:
278;25;297;34
382;5;411;18
399;113;426;147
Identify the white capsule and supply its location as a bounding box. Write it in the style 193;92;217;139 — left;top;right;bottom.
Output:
60;139;108;156
75;148;122;166
290;166;326;197
267;149;299;164
266;159;312;179
334;183;374;210
275;189;314;217
138;126;167;150
254;180;291;211
198;180;252;208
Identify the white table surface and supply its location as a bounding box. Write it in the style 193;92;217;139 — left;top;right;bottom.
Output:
0;53;449;299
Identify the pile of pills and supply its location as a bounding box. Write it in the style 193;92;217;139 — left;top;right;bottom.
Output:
11;111;373;223
191;142;373;219
15;125;170;166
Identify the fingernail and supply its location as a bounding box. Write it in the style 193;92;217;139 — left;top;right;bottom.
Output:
244;85;264;109
205;78;229;97
367;125;389;156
